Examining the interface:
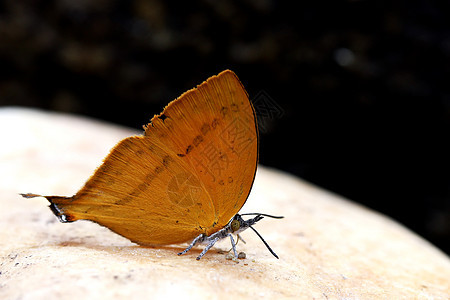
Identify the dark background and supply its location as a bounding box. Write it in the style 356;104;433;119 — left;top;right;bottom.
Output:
1;1;449;255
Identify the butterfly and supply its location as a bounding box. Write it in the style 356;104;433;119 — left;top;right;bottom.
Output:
22;70;283;260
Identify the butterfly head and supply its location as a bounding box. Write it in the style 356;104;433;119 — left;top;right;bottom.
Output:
228;213;284;259
229;213;263;234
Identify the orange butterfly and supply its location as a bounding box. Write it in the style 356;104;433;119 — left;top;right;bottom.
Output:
22;70;283;260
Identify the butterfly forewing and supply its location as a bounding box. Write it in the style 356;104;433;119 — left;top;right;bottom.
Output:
149;71;258;235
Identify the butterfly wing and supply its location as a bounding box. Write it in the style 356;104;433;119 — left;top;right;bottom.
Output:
38;70;258;245
153;71;258;235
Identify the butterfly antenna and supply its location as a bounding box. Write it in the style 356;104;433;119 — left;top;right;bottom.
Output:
249;225;279;259
240;213;284;219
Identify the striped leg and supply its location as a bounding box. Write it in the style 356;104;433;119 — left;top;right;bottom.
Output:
178;233;204;256
196;237;220;260
228;234;238;258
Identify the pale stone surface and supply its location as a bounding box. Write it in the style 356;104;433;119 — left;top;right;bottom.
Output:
1;107;449;299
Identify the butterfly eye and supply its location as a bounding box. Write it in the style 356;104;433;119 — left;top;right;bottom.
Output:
231;219;240;232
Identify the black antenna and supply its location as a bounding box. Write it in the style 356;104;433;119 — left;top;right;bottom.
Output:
240;213;284;219
249;225;280;259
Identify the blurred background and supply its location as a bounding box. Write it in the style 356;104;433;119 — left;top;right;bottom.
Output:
1;0;449;255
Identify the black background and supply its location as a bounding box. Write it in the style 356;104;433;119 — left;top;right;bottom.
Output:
1;1;449;255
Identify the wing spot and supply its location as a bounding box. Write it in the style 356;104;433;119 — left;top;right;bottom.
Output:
201;123;211;135
186;145;193;154
220;106;229;117
137;182;148;191
193;135;203;147
211;118;219;129
162;155;172;166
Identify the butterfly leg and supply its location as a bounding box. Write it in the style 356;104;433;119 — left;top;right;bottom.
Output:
196;237;220;260
237;234;246;244
228;233;238;258
178;233;205;256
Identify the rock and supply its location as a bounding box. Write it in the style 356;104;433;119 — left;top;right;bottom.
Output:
1;107;449;299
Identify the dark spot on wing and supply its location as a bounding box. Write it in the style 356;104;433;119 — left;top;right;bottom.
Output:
162;155;172;166
193;135;203;147
211;118;219;129
220;106;229;117
201;123;211;135
186;145;193;154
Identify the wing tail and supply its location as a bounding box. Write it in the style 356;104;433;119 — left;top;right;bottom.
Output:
20;193;77;222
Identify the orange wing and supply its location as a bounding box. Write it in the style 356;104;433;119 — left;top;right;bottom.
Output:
36;70;258;245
